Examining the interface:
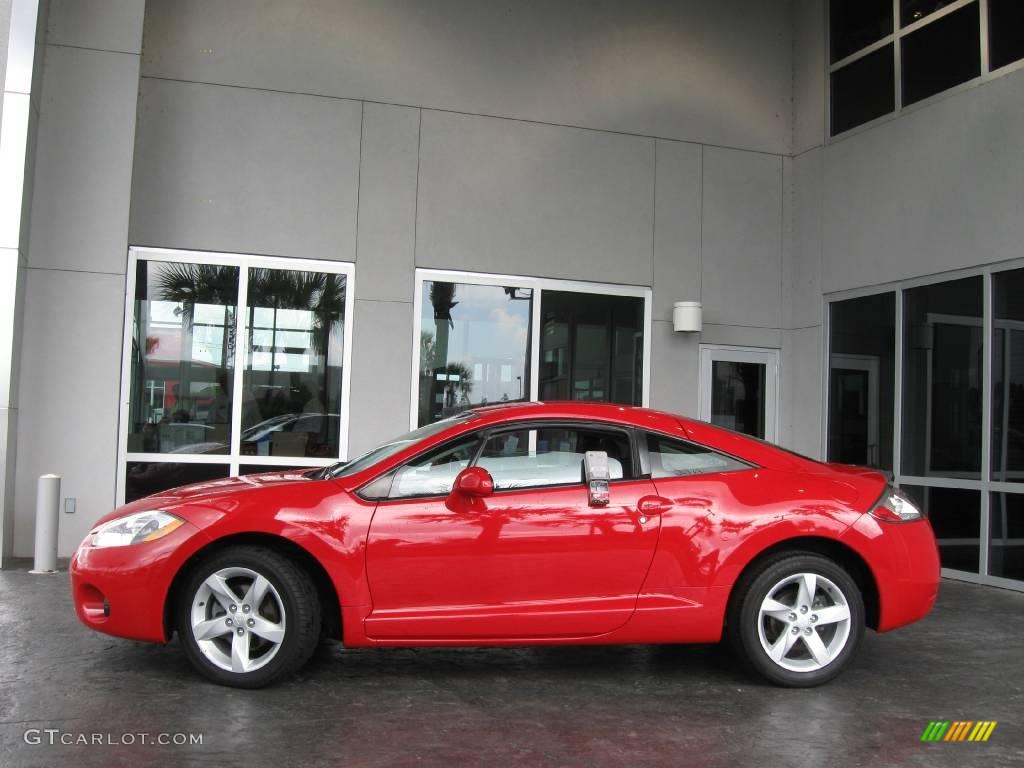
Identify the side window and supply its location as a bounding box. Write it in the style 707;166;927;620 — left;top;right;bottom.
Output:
386;435;482;499
477;426;633;490
646;432;749;478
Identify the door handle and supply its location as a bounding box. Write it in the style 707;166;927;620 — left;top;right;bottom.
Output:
637;496;672;515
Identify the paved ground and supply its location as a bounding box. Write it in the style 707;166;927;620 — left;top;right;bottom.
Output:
0;564;1021;768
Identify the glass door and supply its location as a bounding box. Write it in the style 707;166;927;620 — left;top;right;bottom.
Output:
699;345;779;442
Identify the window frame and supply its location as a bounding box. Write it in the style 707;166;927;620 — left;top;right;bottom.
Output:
117;246;356;504
410;268;652;431
822;257;1024;592
825;0;1024;142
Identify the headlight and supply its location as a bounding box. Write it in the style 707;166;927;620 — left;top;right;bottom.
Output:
869;486;923;523
90;511;185;548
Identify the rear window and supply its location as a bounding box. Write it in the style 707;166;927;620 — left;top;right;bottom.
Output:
646;432;750;478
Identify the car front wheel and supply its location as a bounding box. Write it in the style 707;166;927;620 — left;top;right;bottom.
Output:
176;546;321;688
728;553;865;687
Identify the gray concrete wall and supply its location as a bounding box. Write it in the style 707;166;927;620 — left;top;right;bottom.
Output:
12;0;143;557
787;0;1024;459
140;0;794;156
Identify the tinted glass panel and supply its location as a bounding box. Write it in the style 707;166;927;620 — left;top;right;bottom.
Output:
477;427;633;489
830;0;893;62
901;3;980;106
710;361;765;438
990;0;1024;70
418;281;532;427
646;433;749;479
902;277;983;478
901;485;980;572
828;293;896;470
238;464;312;476
992;269;1024;482
990;492;1024;581
831;45;895;135
126;261;238;456
125;462;230;503
900;0;958;27
243;268;346;459
539;291;644;405
388;436;482;498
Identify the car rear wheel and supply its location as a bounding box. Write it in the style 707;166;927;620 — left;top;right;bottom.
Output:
176;546;321;688
728;553;864;687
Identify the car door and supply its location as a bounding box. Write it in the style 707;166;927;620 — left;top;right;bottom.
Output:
363;422;663;640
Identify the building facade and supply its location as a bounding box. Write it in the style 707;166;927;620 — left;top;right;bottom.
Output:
0;0;1021;591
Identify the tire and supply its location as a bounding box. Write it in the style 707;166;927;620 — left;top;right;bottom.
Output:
175;546;321;689
727;553;864;687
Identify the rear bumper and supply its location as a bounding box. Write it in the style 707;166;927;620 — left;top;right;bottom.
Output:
70;523;205;643
842;514;940;632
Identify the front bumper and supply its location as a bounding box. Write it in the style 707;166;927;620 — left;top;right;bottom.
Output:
70;522;205;643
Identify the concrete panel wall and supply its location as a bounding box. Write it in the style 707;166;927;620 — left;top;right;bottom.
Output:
820;70;1024;293
793;0;825;156
416;110;655;285
347;299;414;456
700;147;784;330
651;140;701;323
28;44;139;273
14;269;123;555
140;0;793;155
130;78;362;262
11;0;142;558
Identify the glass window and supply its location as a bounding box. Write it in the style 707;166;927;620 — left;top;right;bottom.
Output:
828;293;896;470
902;277;983;478
993;270;1024;482
126;261;238;456
238;464;312;476
418;281;533;427
710;361;766;438
242;268;347;459
646;433;749;479
477;426;633;490
387;436;483;499
830;0;893;63
901;485;980;572
830;45;896;135
900;0;958;27
538;291;644;405
125;462;230;503
990;492;1024;581
989;0;1024;71
901;2;980;106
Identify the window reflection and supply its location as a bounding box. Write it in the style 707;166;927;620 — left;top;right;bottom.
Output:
126;261;239;455
243;268;347;458
125;462;230;503
828;293;895;470
418;281;533;427
992;269;1024;483
710;361;765;439
901;485;980;572
539;291;643;405
902;277;983;478
990;492;1024;581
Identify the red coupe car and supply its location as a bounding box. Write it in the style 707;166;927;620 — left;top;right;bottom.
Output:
71;402;940;688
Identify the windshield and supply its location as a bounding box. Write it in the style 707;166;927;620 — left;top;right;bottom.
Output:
325;412;479;479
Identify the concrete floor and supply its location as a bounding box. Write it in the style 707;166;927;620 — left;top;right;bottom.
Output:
0;565;1021;768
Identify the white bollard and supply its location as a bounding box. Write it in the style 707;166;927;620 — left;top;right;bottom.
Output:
30;474;61;574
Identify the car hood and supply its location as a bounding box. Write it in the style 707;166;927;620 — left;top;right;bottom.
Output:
90;470;320;529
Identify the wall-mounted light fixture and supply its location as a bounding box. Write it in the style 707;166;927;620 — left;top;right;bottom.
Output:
672;301;702;333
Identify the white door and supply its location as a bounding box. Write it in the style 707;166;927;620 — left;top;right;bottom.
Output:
699;345;779;442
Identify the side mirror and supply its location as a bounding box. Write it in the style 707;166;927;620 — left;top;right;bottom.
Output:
584;450;610;506
452;466;494;498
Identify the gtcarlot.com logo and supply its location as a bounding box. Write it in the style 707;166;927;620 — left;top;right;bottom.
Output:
23;729;203;747
921;721;997;742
